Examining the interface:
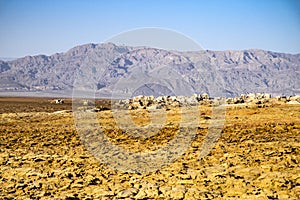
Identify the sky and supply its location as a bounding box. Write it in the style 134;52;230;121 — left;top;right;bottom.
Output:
0;0;299;58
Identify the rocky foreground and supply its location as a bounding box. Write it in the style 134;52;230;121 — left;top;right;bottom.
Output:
0;98;300;199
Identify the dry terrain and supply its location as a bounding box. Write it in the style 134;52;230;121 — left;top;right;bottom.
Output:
0;97;299;199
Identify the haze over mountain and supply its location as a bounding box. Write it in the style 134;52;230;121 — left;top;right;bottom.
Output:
0;43;299;98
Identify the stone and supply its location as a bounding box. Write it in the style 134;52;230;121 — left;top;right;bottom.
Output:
134;190;148;199
71;184;84;189
117;188;138;198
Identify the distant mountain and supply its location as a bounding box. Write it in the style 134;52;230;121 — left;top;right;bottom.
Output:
0;43;299;97
0;57;17;62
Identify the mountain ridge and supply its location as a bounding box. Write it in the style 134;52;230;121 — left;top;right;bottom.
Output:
0;43;299;97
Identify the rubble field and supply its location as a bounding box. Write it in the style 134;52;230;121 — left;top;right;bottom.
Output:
0;97;299;199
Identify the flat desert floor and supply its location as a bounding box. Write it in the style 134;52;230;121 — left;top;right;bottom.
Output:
0;97;299;199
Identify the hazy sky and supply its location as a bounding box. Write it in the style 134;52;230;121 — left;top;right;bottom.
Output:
0;0;299;57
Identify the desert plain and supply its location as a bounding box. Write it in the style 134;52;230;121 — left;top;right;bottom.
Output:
0;97;299;199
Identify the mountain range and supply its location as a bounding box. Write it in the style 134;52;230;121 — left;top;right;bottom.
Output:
0;43;299;98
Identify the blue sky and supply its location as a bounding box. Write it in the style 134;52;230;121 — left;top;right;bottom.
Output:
0;0;299;57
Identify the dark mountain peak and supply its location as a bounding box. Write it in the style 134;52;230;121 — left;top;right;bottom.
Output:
0;60;10;73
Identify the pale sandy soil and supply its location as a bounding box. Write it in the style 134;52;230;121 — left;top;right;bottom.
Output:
0;98;299;199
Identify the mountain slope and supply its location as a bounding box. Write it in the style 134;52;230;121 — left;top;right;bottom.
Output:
0;43;299;97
